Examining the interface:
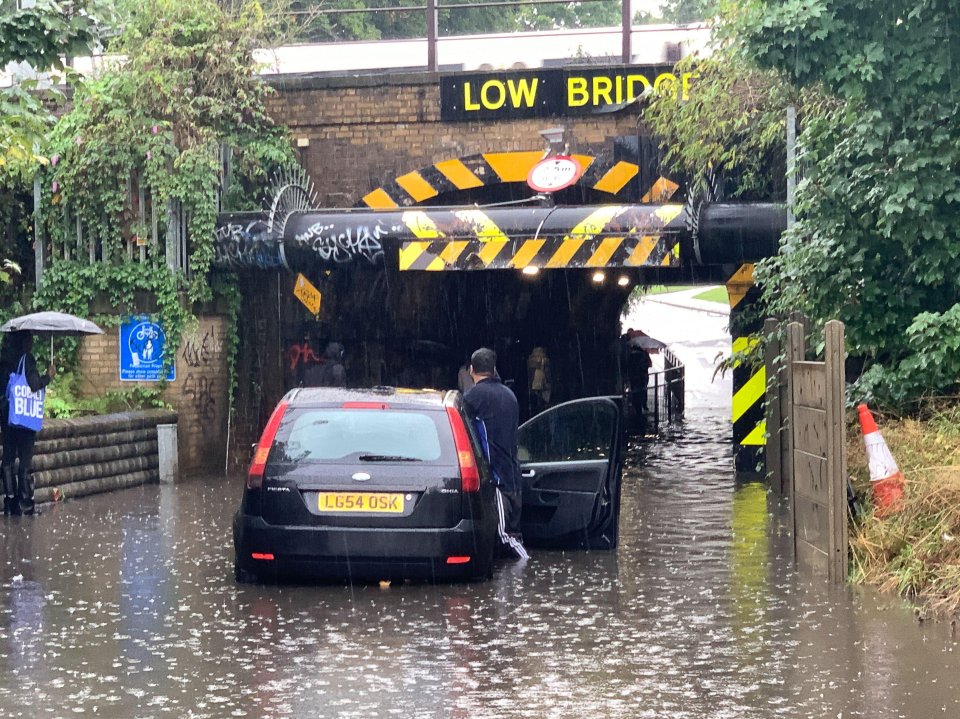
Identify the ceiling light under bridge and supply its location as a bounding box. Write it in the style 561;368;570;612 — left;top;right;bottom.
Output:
617;275;630;287
592;271;606;284
522;266;540;276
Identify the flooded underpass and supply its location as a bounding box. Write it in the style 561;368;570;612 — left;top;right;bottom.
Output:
0;411;958;719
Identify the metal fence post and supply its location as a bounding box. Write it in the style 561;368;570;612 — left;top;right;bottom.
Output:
787;105;797;230
427;0;438;71
621;0;631;63
33;172;44;287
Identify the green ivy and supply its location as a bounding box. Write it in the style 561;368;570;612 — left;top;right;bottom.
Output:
740;0;960;409
211;273;243;417
28;0;293;411
33;261;189;373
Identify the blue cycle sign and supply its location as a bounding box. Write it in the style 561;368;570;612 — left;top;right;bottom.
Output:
119;318;175;382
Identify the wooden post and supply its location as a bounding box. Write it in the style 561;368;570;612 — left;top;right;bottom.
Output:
824;320;847;583
763;318;783;494
785;321;804;560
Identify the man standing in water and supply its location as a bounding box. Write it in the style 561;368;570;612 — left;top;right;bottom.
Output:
463;347;529;560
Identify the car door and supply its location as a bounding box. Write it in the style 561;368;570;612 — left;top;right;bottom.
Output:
517;396;624;549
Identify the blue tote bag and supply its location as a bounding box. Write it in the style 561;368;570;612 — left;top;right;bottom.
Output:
6;355;45;432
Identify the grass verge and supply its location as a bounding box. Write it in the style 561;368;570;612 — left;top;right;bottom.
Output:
848;402;960;618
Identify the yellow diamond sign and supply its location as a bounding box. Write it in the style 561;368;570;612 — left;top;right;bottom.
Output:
294;273;321;316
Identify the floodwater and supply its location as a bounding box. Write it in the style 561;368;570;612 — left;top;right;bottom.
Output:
0;413;957;719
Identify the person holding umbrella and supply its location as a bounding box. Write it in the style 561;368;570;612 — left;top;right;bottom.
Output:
0;331;55;515
0;311;102;514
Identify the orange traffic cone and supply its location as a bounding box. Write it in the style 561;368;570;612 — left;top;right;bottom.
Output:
858;403;904;517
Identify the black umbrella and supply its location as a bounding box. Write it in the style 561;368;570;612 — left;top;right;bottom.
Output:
1;311;104;357
627;334;666;352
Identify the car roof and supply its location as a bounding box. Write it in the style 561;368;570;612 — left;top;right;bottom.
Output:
285;386;454;409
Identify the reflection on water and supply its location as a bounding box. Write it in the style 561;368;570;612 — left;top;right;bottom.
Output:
0;411;956;718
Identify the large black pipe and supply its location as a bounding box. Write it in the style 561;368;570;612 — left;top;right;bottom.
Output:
214;203;787;272
694;203;786;265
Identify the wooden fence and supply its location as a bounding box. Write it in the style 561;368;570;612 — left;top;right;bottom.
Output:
765;319;848;583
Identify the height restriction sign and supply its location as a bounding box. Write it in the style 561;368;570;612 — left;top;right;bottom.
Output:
526;155;583;193
294;273;322;316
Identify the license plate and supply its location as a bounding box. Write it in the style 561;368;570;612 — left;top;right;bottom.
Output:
318;492;404;513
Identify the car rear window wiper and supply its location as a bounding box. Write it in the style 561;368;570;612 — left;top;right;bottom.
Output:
358;454;423;462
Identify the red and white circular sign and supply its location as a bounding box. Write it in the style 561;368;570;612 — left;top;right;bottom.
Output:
527;155;583;193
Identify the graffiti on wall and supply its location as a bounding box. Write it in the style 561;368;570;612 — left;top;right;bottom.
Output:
285;340;321;372
181;328;224;368
293;220;397;265
183;374;217;422
214;220;286;270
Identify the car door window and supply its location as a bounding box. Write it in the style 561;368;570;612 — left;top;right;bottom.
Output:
518;400;618;463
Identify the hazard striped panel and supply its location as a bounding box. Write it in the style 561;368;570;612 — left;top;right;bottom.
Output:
727;263;756;310
361;151;675;209
398;205;684;272
731;337;766;448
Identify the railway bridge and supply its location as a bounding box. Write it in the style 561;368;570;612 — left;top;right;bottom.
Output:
219;62;785;474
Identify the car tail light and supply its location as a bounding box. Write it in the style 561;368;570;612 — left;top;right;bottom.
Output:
251;553;275;561
247;401;289;489
446;556;471;564
446;406;480;492
342;402;389;409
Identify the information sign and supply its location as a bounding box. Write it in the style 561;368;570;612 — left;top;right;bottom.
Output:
119;317;175;382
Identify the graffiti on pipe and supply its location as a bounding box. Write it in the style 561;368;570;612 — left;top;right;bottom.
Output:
213;220;286;270
293;221;398;265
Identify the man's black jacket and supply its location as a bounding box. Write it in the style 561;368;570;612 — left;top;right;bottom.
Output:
463;376;521;493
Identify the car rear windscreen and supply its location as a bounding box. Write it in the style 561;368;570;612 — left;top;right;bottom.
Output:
271;407;454;464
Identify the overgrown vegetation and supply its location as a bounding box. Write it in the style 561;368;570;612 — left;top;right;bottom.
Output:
45;370;169;418
643;47;798;201
43;0;291;303
644;1;960;613
0;0;292;414
645;1;960;410
849;405;960;618
742;1;960;408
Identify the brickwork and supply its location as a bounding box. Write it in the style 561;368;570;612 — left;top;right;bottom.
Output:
76;315;230;472
267;73;638;206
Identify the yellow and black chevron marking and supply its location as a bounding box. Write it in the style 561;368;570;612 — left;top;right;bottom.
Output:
362;151;679;209
731;337;766;447
398;205;684;272
728;263;766;457
727;263;762;311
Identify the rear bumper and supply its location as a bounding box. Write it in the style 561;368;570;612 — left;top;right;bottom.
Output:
233;512;495;582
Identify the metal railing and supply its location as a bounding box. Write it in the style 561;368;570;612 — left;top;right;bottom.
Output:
649;347;684;428
227;0;638;69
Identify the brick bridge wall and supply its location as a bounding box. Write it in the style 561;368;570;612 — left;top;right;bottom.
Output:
77;315;230;473
224;72;651;468
267;72;640;206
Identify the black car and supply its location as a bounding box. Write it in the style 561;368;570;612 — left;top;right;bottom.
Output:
233;387;623;583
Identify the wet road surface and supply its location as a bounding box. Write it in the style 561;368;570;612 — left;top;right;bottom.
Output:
0;412;958;718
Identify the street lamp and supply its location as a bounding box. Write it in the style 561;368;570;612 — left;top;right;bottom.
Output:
538;126;567;156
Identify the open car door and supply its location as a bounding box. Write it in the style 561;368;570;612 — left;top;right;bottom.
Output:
517;396;624;549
